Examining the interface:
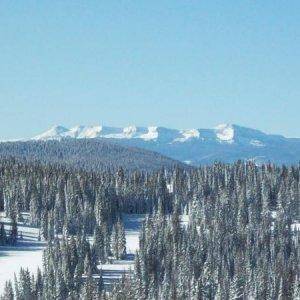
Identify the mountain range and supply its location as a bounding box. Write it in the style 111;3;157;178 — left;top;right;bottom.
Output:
29;124;300;165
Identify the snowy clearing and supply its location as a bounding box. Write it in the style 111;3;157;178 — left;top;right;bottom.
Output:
0;212;46;292
0;212;191;291
0;213;145;292
99;214;145;288
99;213;190;288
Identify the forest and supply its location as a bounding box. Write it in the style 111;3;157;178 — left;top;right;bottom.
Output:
0;157;299;299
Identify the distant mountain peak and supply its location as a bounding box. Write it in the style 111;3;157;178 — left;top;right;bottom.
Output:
12;123;300;165
33;125;68;140
31;123;280;144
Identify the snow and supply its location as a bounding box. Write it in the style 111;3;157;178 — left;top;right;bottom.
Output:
140;126;159;140
182;129;200;140
122;214;144;254
32;124;157;141
0;212;193;291
291;222;300;231
215;124;235;143
98;214;144;288
270;211;300;233
99;213;189;288
167;182;173;193
123;126;138;138
271;211;277;219
17;123;300;166
174;129;200;142
33;125;68;140
31;125;199;143
250;139;265;147
181;214;190;227
78;126;102;138
0;241;45;291
0;213;46;292
0;212;144;291
30;122;295;152
67;125;86;138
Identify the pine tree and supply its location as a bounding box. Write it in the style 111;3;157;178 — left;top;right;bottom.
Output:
111;224;119;259
0;222;7;245
1;280;14;300
117;219;126;259
94;224;105;262
81;269;95;300
9;213;18;245
55;269;68;300
96;270;104;294
13;273;20;300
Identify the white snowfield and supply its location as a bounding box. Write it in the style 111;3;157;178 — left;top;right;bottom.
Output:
0;213;46;292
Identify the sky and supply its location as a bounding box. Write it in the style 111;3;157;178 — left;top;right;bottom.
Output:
0;1;299;139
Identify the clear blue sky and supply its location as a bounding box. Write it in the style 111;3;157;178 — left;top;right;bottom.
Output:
0;1;299;139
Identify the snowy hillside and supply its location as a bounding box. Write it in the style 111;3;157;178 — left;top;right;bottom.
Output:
28;124;300;165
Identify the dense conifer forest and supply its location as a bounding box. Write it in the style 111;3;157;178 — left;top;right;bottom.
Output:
0;157;299;299
0;139;186;172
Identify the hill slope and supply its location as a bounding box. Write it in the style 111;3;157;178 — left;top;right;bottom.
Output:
0;139;186;172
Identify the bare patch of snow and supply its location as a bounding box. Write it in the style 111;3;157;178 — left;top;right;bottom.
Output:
291;222;300;231
167;183;173;193
250;139;265;147
174;129;200;142
215;124;234;143
140;126;159;140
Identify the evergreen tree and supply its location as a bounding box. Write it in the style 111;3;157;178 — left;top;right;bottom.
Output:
1;280;14;300
9;213;18;245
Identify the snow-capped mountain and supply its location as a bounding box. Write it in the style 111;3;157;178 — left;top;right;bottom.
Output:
31;124;300;165
33;123;254;143
33;125;201;142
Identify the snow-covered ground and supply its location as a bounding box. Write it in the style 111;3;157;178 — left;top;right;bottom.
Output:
0;212;145;292
122;214;144;254
99;214;145;287
0;212;192;291
270;211;300;233
0;212;46;292
99;213;190;288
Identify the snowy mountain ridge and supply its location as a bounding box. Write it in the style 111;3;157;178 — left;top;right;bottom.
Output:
33;123;265;144
13;123;300;166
